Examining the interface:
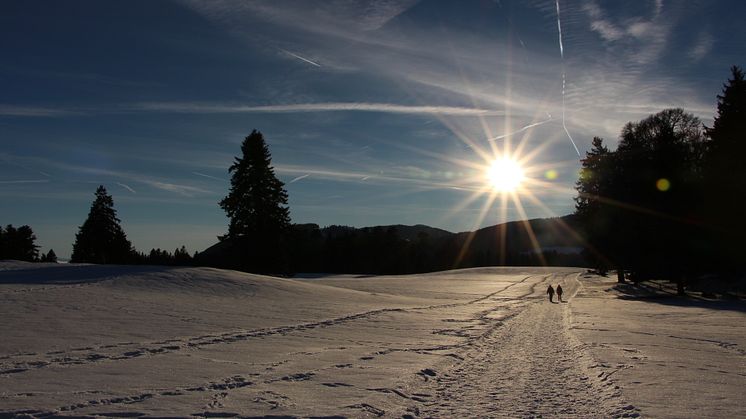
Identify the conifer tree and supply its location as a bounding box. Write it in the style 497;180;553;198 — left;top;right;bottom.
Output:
219;130;291;272
0;224;39;261
40;249;57;263
575;110;706;286
575;137;618;278
71;185;133;264
704;66;746;270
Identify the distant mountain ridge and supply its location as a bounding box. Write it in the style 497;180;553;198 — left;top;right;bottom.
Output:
319;224;454;241
198;215;586;274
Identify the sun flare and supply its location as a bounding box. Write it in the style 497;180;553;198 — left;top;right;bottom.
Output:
487;157;525;192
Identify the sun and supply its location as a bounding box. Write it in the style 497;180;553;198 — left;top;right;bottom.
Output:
487;157;525;192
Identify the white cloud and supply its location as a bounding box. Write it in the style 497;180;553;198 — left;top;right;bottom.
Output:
590;19;624;41
582;1;623;42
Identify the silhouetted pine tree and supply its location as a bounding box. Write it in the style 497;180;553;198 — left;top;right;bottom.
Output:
575;137;618;278
71;186;133;264
575;110;706;290
219;130;291;272
0;225;5;259
0;224;39;261
173;245;192;265
40;249;58;263
704;66;746;272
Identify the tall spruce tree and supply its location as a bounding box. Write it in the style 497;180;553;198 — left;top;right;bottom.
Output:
71;185;133;264
219;130;291;272
704;66;746;271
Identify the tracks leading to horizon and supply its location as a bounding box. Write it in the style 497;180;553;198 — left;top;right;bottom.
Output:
0;273;542;376
2;269;622;418
399;273;641;418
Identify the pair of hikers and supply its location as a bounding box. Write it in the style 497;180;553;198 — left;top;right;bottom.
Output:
547;284;563;302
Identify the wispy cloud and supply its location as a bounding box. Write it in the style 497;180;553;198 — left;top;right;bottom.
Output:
582;1;623;41
179;0;418;36
143;180;209;196
689;32;714;61
274;164;482;192
2;153;215;198
134;101;505;116
0;179;50;184
0;104;79;117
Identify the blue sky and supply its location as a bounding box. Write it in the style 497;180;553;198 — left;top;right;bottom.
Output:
1;0;743;259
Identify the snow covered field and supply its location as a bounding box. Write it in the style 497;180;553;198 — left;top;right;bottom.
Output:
0;261;743;418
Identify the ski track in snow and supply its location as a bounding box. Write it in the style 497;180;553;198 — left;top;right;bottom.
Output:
0;274;539;376
0;268;636;418
401;274;639;418
3;264;742;417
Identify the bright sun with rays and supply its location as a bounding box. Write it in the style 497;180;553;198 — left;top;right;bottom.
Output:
487;157;525;192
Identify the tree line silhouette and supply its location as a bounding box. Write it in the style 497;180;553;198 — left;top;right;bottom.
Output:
1;185;196;266
2;66;743;288
0;224;40;262
576;66;745;291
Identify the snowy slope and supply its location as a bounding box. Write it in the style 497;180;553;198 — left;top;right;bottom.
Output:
0;262;743;418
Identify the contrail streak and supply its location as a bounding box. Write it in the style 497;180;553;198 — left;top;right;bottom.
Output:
116;182;136;194
280;49;321;67
289;174;310;183
488;117;553;142
137;102;505;116
555;0;580;156
192;171;225;182
556;0;564;60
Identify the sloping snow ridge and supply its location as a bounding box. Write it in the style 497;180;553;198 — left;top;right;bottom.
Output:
0;262;743;418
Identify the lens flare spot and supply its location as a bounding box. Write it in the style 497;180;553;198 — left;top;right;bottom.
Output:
545;169;558;180
656;178;671;192
487;158;525;192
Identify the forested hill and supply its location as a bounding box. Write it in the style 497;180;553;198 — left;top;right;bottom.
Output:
198;215;587;275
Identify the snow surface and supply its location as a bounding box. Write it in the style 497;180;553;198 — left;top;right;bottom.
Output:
0;261;743;418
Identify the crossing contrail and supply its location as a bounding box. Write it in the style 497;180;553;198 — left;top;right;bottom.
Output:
488;117;553;142
555;0;580;156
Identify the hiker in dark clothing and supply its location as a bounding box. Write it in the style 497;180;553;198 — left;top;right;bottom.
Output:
547;285;555;302
556;284;563;302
